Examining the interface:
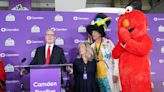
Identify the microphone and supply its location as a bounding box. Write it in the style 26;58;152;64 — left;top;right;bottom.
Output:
19;58;27;75
21;58;26;63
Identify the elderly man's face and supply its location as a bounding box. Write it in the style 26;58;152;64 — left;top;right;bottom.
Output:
45;30;56;44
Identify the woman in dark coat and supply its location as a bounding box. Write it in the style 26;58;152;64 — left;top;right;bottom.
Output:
73;42;97;92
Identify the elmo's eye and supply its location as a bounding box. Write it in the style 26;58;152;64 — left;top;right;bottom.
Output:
125;6;133;13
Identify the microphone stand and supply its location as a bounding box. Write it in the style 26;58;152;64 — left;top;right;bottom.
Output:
19;58;26;92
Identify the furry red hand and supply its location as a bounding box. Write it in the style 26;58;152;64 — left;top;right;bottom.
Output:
118;27;131;44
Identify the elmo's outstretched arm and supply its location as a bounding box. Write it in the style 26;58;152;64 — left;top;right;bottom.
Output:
112;42;125;59
124;35;152;56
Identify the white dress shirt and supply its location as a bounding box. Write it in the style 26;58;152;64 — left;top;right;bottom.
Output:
45;43;54;58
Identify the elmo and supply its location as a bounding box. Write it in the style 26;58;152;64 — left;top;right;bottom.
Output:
112;6;152;92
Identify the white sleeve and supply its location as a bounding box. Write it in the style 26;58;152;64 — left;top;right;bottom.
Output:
109;40;119;76
113;58;119;76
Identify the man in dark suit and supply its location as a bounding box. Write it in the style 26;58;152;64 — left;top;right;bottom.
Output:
30;29;67;65
25;29;68;87
21;29;70;91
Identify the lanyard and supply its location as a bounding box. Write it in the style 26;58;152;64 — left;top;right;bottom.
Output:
95;39;102;56
83;64;88;80
84;64;87;73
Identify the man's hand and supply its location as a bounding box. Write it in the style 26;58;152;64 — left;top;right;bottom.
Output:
20;69;28;76
66;66;73;74
113;75;118;83
118;27;131;44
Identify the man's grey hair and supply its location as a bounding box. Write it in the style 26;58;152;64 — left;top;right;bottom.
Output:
46;29;55;35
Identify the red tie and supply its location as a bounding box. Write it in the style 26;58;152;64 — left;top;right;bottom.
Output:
46;45;51;65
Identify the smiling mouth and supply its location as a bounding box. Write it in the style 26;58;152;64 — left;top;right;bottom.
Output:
128;27;135;33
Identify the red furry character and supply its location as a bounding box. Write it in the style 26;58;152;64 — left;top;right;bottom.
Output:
112;6;152;92
0;59;6;92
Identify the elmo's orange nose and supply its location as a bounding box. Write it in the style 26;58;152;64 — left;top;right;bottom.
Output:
122;19;129;28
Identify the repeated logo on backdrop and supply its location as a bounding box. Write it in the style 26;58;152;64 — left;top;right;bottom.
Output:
147;15;164;91
31;25;40;33
73;16;89;21
158;25;164;32
5;14;16;21
26;16;44;20
78;25;87;32
0;11;163;91
54;14;63;22
5;38;15;46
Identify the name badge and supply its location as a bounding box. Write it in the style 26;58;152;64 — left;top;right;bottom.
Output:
83;73;87;80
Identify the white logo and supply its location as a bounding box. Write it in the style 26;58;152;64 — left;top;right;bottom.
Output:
73;16;78;21
31;25;40;33
50;27;56;31
26;40;44;45
26;16;44;20
54;14;63;22
150;72;156;75
5;80;20;84
158;25;164;32
31;49;36;58
5;64;14;73
26;16;32;20
74;39;88;44
26;40;32;44
153;17;164;21
161;46;164;53
0;53;5;58
51;27;67;32
159;59;164;63
153;17;158;21
73;16;89;21
0;28;19;32
5;38;15;46
5;14;15;21
156;38;164;42
0;53;19;58
55;37;64;46
78;25;86;32
156;38;160;42
1;28;6;32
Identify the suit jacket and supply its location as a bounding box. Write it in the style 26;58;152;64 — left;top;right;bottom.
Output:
30;45;67;65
